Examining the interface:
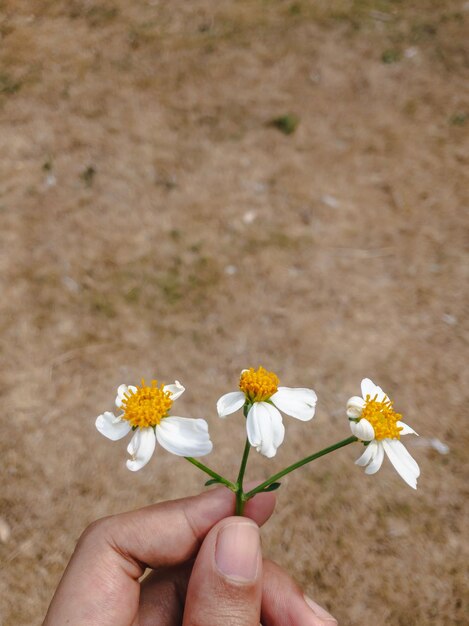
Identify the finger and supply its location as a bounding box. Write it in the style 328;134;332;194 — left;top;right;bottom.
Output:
43;487;275;626
137;482;275;626
261;559;338;625
140;557;338;626
243;481;277;522
183;516;262;625
138;563;192;626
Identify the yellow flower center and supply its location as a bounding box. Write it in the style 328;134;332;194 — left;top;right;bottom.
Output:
239;366;279;402
361;395;403;440
121;379;173;429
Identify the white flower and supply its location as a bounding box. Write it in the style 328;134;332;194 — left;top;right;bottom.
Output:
217;366;317;458
95;379;212;471
348;378;420;489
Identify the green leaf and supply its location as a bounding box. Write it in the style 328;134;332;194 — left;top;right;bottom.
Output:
381;49;401;64
269;114;300;135
204;478;220;486
263;482;281;492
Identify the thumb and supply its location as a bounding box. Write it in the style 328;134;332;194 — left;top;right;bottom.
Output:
183;516;262;626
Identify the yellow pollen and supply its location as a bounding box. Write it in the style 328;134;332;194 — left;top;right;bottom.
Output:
239;366;279;402
121;379;173;429
360;395;403;441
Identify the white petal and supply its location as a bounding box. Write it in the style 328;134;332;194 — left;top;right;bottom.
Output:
361;378;388;402
271;387;317;421
246;402;284;458
271;410;285;449
95;412;131;440
364;442;385;475
217;391;246;418
246;405;262;448
386;439;420;476
126;427;156;471
347;396;365;419
115;384;137;408
163;380;185;401
355;442;376;467
156;416;213;457
382;439;420;488
397;421;419;436
350;418;375;441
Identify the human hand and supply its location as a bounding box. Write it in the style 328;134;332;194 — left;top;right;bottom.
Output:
43;486;337;625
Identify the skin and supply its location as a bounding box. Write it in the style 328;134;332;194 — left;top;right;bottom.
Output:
43;486;337;626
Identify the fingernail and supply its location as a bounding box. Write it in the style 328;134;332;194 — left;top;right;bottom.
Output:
215;521;260;582
304;595;338;623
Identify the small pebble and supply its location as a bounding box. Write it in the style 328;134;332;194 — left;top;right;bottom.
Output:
0;517;11;543
44;174;57;188
442;314;457;326
62;276;81;293
404;47;419;59
321;194;340;209
411;437;450;455
243;210;257;224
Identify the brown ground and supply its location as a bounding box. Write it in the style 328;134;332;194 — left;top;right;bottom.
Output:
1;1;468;624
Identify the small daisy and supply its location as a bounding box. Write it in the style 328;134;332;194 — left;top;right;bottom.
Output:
217;366;317;458
347;378;420;489
96;379;212;471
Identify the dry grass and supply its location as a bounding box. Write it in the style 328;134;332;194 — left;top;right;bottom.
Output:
0;0;468;624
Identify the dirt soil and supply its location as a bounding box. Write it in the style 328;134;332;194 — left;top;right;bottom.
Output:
1;1;468;624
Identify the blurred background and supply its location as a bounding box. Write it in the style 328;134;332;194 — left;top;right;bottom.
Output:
0;1;468;624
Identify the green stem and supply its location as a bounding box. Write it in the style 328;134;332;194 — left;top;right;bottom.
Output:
244;436;358;500
235;438;251;515
185;457;236;491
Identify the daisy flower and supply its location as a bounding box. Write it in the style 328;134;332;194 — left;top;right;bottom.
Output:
217;366;317;458
96;379;212;471
347;378;420;489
